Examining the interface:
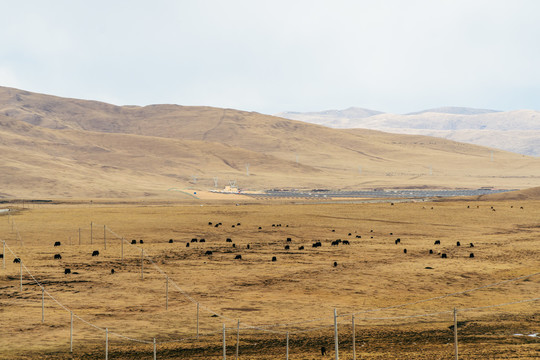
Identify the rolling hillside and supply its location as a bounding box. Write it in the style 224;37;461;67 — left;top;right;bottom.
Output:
474;186;540;201
1;86;539;198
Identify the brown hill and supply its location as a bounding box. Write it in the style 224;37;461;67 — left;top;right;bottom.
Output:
1;86;539;198
0;115;319;198
474;186;540;201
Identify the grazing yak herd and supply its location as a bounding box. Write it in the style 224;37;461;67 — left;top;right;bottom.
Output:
36;211;483;277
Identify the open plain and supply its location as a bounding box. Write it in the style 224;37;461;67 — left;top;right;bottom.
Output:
1;197;538;359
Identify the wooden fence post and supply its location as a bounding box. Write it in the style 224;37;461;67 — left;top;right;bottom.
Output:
41;288;45;323
286;331;289;360
19;259;23;291
236;320;240;360
70;311;73;352
352;314;356;360
141;249;144;280
454;308;459;360
334;309;339;360
223;323;226;360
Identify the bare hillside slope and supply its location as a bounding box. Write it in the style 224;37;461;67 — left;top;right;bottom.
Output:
1;86;539;198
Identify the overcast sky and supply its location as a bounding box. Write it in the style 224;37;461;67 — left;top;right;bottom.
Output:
1;0;539;114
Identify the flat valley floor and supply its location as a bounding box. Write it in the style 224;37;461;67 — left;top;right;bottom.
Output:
0;199;538;359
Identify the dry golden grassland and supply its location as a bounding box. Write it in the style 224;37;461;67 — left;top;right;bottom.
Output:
0;199;538;359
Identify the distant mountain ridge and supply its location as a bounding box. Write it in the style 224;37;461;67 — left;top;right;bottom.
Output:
284;107;384;119
277;106;540;156
276;107;384;128
405;106;501;116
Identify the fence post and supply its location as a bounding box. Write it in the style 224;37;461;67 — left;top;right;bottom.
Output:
121;237;124;262
197;303;200;339
70;311;73;352
286;331;289;360
334;308;339;360
454;308;458;360
104;225;106;250
20;259;23;291
166;276;169;310
153;337;157;360
141;249;144;280
352;314;356;360
90;222;93;245
78;228;81;246
41;288;45;323
236;319;240;360
223;323;226;360
2;241;5;269
17;229;22;247
105;327;109;360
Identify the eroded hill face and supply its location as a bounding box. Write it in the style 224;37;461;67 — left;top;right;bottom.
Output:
1;86;539;198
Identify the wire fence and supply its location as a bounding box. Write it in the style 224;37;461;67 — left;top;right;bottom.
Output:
1;215;538;358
